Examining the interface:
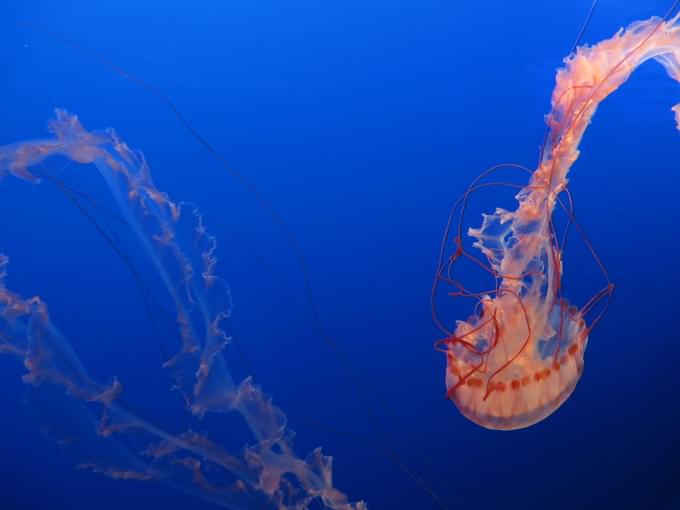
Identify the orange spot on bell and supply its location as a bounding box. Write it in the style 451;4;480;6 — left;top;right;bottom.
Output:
467;377;483;388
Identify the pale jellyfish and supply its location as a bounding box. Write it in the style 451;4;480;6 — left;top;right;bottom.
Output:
0;110;365;509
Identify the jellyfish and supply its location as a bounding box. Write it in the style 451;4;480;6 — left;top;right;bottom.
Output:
0;110;365;509
432;12;680;430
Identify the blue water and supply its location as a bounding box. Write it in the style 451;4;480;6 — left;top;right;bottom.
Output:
1;1;678;508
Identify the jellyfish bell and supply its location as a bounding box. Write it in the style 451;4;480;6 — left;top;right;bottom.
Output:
443;294;588;430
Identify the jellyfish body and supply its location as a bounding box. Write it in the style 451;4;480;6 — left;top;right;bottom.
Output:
445;295;588;430
436;13;680;430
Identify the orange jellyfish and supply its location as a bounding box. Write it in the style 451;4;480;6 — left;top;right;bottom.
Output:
432;10;680;430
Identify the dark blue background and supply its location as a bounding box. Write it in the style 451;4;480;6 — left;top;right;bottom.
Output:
0;1;678;508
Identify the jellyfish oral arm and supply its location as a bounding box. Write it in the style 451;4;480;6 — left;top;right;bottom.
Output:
438;13;680;430
0;110;365;509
